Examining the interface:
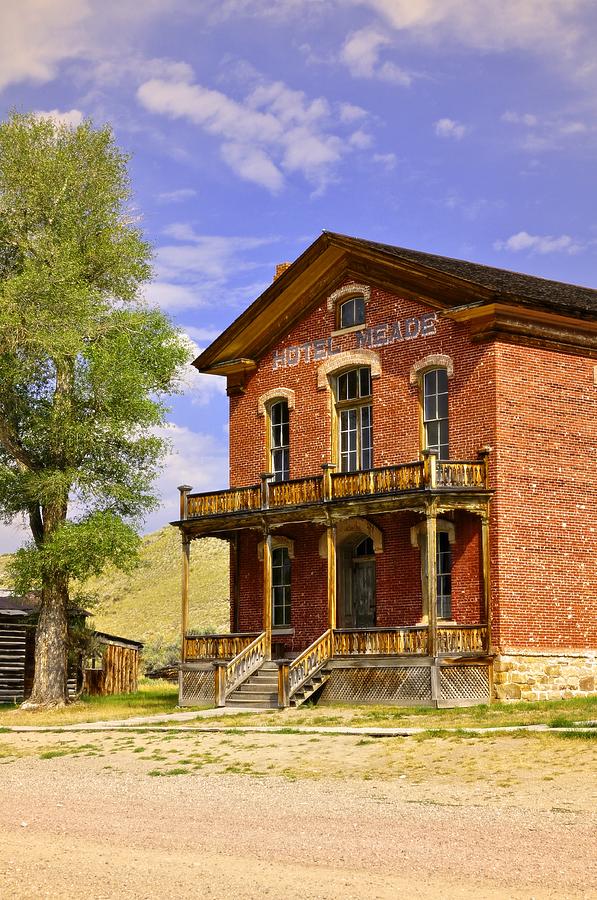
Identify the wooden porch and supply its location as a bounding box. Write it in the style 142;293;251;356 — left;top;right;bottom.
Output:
175;449;493;709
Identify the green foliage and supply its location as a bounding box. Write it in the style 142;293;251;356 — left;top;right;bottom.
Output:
0;111;190;701
10;512;141;593
142;637;181;674
0;111;189;593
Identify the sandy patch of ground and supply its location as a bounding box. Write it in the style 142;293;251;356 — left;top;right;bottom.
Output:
0;729;595;899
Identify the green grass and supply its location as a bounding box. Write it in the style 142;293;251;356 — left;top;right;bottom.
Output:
0;679;181;727
196;695;597;731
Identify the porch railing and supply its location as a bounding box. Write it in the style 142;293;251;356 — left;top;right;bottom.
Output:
436;624;488;654
182;454;488;521
184;632;259;661
288;629;333;697
333;626;429;656
214;631;268;706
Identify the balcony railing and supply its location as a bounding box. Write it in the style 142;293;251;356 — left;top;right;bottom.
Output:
180;454;488;521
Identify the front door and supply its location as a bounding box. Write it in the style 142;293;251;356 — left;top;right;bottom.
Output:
338;536;376;628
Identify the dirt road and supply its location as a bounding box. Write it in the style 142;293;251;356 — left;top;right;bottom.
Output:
0;729;595;899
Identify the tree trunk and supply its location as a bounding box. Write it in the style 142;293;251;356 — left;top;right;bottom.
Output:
21;575;69;708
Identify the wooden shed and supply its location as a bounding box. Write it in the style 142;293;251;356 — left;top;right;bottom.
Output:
83;632;143;696
0;590;142;703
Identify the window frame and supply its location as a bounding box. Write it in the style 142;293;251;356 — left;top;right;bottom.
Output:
335;366;373;473
420;366;449;460
337;294;366;331
266;398;290;482
271;546;291;628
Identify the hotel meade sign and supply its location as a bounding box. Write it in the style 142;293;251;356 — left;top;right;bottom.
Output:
272;312;438;370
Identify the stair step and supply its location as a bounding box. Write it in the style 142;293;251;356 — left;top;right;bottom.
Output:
226;698;278;708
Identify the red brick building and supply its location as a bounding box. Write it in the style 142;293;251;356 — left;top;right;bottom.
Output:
175;233;597;708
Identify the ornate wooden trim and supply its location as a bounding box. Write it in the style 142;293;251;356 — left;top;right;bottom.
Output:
326;282;371;312
257;387;296;417
409;353;454;385
317;349;382;389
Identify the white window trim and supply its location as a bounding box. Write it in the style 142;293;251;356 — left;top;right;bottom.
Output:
409;354;454;385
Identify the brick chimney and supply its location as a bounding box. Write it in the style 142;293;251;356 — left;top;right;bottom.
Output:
274;262;292;281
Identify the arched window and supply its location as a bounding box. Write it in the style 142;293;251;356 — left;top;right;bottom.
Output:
269;399;289;481
272;546;291;627
338;295;365;329
335;367;373;472
423;368;449;459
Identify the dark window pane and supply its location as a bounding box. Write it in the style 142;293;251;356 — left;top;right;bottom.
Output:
438;391;448;419
437;368;448;392
355;537;374;556
354;296;365;325
359;367;371;397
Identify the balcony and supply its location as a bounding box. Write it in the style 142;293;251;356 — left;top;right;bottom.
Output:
176;451;490;533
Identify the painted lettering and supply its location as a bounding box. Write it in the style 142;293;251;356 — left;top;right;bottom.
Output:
404;317;421;340
313;339;327;360
356;329;371;348
287;346;301;367
391;321;404;342
421;313;437;337
300;342;313;363
273;349;286;370
371;325;388;347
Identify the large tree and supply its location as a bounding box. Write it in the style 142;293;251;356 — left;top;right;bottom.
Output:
0;112;188;707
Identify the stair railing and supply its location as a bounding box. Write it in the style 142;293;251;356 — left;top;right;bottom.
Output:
281;629;333;706
214;631;267;706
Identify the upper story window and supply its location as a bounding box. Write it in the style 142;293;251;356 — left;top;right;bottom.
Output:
423;368;449;460
270;400;289;481
338;295;366;330
336;367;373;472
436;530;452;620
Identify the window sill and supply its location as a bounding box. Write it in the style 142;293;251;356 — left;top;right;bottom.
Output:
272;628;294;635
330;324;366;337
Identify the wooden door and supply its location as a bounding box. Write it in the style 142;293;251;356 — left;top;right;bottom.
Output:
353;560;376;627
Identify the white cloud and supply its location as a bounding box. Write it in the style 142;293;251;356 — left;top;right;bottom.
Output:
34;108;84;127
176;334;227;406
145;423;229;532
356;0;590;57
494;231;584;254
157;188;197;203
339;102;368;123
182;325;222;344
145;228;278;314
349;129;373;149
502;110;539;127
372;152;397;170
434;118;468;140
341;26;412;84
0;518;30;555
137;71;363;192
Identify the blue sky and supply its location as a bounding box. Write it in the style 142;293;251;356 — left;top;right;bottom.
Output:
1;0;596;550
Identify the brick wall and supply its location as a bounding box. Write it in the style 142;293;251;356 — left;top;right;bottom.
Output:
229;283;496;485
231;510;486;652
492;342;597;650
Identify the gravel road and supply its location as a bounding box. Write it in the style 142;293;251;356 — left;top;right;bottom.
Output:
0;731;595;899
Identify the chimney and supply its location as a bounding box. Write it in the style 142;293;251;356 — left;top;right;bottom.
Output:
274;262;292;281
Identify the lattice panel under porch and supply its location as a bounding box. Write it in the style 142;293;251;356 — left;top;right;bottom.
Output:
180;668;214;706
319;667;432;704
439;666;490;703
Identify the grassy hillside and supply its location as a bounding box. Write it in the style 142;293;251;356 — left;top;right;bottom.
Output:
0;527;230;655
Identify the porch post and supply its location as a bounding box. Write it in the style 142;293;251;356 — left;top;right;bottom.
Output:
481;508;492;653
262;530;272;660
426;505;438;657
180;534;190;663
326;523;337;634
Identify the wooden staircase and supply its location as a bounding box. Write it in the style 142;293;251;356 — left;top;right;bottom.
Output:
289;666;331;707
225;661;279;709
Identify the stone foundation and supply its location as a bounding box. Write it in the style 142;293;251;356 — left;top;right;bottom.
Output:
493;650;597;702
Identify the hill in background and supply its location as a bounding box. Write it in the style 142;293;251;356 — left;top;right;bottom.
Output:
0;527;230;667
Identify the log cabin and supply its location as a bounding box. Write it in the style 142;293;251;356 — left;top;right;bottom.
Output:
173;232;597;709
